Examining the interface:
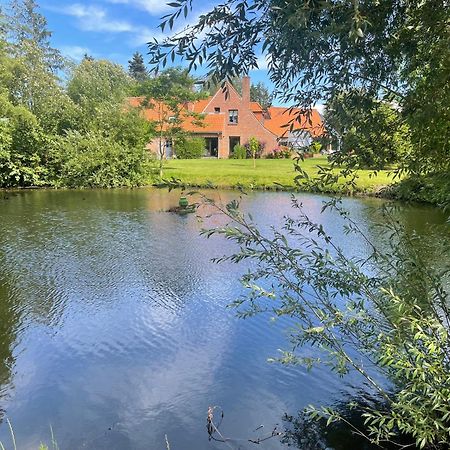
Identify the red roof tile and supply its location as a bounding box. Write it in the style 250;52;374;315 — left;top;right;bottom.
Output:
265;107;324;138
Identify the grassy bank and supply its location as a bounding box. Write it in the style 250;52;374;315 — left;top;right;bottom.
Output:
162;157;396;193
385;172;450;207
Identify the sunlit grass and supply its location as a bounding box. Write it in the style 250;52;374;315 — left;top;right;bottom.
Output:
163;157;396;193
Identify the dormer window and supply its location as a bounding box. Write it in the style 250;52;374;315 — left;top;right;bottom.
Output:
228;109;238;124
214;107;221;113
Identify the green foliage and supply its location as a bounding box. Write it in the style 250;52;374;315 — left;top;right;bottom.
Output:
67;58;132;112
231;144;246;159
174;137;205;159
128;51;148;83
148;0;449;195
326;91;410;169
7;0;64;71
204;196;450;449
247;136;260;168
49;130;154;188
90;103;153;150
308;141;322;155
136;67;206;177
0;1;155;189
250;82;272;109
265;147;292;159
0;94;47;187
244;137;264;159
387;173;450;208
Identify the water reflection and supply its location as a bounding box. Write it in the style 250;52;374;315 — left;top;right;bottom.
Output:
0;189;447;449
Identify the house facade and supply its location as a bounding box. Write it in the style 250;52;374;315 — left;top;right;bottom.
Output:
131;76;324;158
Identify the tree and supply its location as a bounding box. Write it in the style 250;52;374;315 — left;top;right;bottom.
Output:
200;194;450;449
248;136;259;169
325;90;411;169
7;0;63;71
67;58;132;123
148;0;449;178
68;58;131;106
0;93;46;187
2;0;76;134
149;1;450;446
136;68;205;178
250;81;271;109
128;51;148;82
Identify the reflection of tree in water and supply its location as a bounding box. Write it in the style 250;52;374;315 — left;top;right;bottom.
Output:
0;274;20;425
281;393;414;450
364;203;450;315
278;205;449;450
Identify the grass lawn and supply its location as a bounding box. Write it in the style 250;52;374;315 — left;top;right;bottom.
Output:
162;157;396;193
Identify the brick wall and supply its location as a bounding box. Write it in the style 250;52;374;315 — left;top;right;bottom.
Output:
202;79;278;158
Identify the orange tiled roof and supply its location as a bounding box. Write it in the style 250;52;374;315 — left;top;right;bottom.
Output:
192;97;212;113
127;97;225;134
183;113;225;133
128;97;324;139
265;106;324;138
250;101;263;112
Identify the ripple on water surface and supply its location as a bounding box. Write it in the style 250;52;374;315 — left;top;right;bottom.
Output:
0;189;448;450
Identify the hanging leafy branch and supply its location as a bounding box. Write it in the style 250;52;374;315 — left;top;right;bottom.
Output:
195;190;450;449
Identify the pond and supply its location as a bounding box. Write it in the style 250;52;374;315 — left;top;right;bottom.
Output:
0;189;448;450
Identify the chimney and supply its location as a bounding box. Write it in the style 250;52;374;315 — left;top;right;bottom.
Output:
242;76;250;105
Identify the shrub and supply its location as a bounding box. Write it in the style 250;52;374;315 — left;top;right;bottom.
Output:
0;96;48;187
49;130;154;188
309;141;322;154
244;138;265;158
174;137;205;159
266;147;292;159
231;144;247;159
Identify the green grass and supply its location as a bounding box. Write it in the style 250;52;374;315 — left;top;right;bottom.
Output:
162;157;396;193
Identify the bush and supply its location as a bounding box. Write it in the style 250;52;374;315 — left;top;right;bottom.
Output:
0;96;48;187
266;147;292;159
231;144;247;159
244;138;265;158
386;172;450;207
49;130;154;188
175;137;205;159
309;141;322;154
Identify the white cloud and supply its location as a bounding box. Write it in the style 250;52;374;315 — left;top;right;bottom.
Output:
60;45;93;61
61;4;134;32
56;3;162;47
314;103;326;116
128;26;164;46
253;53;271;71
107;0;172;15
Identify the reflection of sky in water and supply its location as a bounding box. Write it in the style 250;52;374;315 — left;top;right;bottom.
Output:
0;189;448;450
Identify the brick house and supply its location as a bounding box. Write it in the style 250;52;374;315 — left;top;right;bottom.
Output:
130;76;324;158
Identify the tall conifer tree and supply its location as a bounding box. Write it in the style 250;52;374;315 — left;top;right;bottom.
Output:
128;51;148;82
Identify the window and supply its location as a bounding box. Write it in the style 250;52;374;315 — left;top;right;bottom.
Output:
214;107;221;113
228;109;238;124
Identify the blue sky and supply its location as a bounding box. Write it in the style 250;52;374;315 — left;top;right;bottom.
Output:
6;0;272;86
1;0;325;110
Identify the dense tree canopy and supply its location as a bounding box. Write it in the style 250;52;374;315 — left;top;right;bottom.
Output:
149;0;449;177
0;0;156;188
325;90;411;169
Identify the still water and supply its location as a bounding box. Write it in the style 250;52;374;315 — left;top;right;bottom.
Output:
0;189;447;450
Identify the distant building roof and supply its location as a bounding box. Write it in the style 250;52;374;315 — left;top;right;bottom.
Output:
265;107;324;138
127;88;325;140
